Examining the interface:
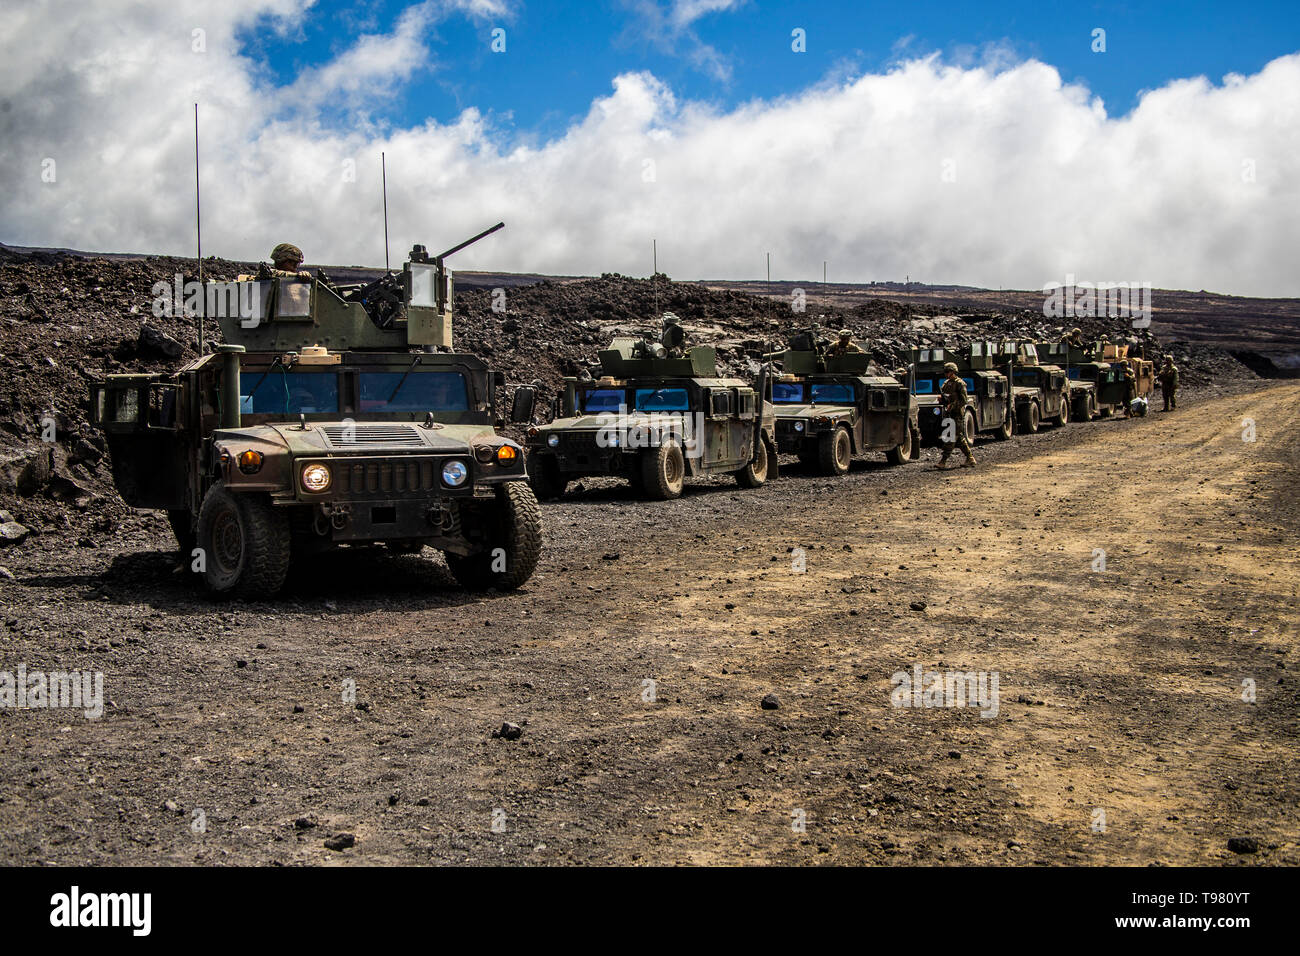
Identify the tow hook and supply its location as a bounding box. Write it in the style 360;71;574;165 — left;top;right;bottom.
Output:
319;501;352;532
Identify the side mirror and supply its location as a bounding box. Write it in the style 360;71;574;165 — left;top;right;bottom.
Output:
509;385;536;424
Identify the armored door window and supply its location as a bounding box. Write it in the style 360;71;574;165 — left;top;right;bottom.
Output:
147;384;180;429
737;389;756;419
869;388;886;409
709;389;733;418
112;387;140;423
275;280;312;319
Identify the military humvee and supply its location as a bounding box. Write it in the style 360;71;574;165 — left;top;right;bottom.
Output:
1102;342;1155;406
90;224;543;598
524;326;777;500
911;342;1013;446
765;329;919;475
1034;341;1123;418
994;341;1070;431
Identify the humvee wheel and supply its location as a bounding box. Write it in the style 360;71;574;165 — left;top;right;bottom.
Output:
994;409;1014;442
528;454;567;501
1053;397;1070;427
819;428;851;476
734;434;769;488
907;422;922;460
886;420;913;465
962;409;978;446
1022;401;1041;434
196;484;291;599
1076;393;1096;422
641;441;685;500
167;509;197;559
446;482;542;591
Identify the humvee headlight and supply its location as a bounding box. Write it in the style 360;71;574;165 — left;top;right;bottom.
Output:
793;422;804;432
301;463;331;493
496;445;518;463
547;435;559;448
441;460;469;487
237;450;264;474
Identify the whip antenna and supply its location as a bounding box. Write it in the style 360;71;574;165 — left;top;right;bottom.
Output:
194;103;203;353
382;151;390;272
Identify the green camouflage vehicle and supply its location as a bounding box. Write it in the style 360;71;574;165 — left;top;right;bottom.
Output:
90;224;542;598
994;341;1070;432
911;342;1014;446
1034;341;1121;419
765;329;919;475
525;325;777;500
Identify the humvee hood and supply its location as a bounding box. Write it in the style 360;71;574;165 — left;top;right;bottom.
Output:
213;421;493;455
772;404;853;418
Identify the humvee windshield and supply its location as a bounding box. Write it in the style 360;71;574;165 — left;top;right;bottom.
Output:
581;388;625;413
634;388;690;412
359;371;468;413
242;372;339;415
773;382;856;404
1013;370;1041;385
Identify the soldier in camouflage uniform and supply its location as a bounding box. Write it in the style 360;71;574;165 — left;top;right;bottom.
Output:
1157;356;1179;411
825;329;863;357
1061;327;1084;347
258;243;311;280
936;362;976;469
1120;363;1137;417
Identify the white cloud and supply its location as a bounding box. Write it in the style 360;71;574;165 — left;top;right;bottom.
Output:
1;1;1298;296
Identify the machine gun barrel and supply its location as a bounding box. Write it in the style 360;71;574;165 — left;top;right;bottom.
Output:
436;221;505;260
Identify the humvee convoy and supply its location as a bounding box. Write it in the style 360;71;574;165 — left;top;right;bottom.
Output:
524;323;777;500
765;328;919;474
91;225;542;598
90;226;1155;599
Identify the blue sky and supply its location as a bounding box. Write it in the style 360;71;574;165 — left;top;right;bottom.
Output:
242;0;1300;139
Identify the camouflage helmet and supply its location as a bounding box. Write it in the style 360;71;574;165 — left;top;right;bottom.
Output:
271;242;303;265
838;329;852;338
661;311;681;326
1071;327;1082;336
942;362;958;373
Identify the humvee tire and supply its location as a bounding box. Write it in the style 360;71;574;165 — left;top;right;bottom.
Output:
1075;393;1096;421
734;435;770;488
994;409;1014;442
196;483;291;599
168;509;196;558
1021;401;1041;434
886;420;913;465
962;408;978;446
446;482;542;591
908;422;922;460
818;428;851;476
641;441;686;500
529;455;567;501
1052;398;1070;427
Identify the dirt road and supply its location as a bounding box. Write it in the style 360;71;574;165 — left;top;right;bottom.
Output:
2;383;1296;865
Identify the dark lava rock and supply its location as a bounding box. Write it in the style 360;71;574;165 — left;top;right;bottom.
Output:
1227;837;1259;854
495;721;524;740
761;693;781;710
324;832;356;851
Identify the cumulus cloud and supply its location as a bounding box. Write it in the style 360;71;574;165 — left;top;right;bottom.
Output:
1;0;1297;296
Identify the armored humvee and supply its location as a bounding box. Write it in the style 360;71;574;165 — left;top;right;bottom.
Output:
1034;341;1124;419
524;326;777;500
994;341;1070;432
911;342;1013;447
90;224;543;598
765;329;919;475
1102;342;1155;408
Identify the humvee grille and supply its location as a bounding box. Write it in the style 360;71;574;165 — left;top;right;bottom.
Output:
332;457;443;496
322;424;426;448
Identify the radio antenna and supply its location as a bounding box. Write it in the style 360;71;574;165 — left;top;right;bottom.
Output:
382;151;391;272
194;103;203;353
